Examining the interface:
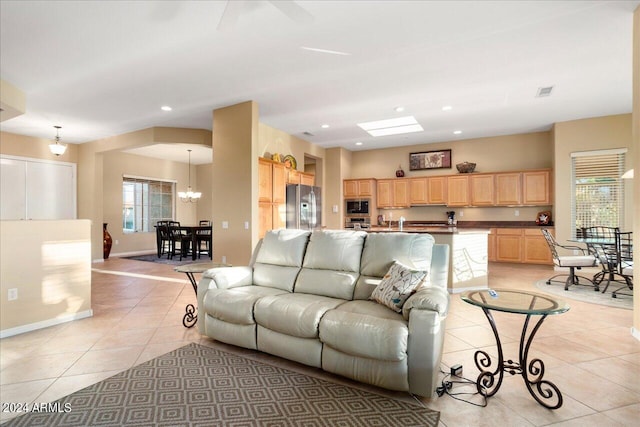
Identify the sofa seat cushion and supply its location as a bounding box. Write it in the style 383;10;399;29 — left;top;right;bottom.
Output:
254;293;345;338
319;300;408;362
202;286;288;325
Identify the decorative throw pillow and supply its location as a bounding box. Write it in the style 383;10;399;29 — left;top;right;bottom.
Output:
370;261;427;312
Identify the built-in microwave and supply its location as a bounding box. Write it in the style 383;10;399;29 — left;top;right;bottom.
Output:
345;199;370;216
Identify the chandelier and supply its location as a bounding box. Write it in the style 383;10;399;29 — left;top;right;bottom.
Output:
178;149;201;202
49;125;67;156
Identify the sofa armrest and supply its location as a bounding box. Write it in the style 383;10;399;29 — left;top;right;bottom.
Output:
200;266;253;290
429;243;449;289
402;286;449;320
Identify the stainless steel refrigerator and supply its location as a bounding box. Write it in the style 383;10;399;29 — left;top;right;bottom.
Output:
286;184;322;230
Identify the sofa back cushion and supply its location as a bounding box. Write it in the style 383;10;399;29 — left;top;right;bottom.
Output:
253;229;311;291
295;230;367;299
354;232;434;300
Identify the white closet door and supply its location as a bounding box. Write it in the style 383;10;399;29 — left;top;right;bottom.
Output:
26;161;75;220
0;157;27;220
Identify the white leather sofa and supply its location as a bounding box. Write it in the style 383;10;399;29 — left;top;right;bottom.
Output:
197;229;450;397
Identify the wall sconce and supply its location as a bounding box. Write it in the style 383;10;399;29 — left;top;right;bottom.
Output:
49;125;67;156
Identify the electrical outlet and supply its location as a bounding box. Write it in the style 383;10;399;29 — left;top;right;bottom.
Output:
244;221;249;230
221;255;227;264
332;205;338;213
115;239;119;245
222;221;229;229
458;211;463;217
514;209;520;217
8;288;18;301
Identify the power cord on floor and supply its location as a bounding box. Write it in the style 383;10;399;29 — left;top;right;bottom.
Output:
436;368;488;407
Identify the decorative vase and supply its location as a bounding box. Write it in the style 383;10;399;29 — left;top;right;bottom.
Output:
103;223;113;259
395;165;405;177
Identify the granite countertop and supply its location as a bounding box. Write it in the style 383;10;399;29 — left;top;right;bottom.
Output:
368;225;489;234
370;220;552;230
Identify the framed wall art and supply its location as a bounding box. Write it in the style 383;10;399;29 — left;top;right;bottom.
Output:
409;149;452;170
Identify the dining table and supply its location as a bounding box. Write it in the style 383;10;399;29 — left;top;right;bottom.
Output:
154;224;212;260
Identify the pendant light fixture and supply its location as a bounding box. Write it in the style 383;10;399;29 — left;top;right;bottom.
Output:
178;149;201;202
49;125;67;156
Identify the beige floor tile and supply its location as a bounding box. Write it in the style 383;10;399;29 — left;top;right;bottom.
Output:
63;346;144;376
533;335;611;364
0;352;84;385
35;370;122;404
544;412;627;426
601;403;640;426
576;357;640;394
0;379;56;423
91;328;157;350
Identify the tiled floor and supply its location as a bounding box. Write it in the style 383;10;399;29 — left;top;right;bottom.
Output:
1;259;638;426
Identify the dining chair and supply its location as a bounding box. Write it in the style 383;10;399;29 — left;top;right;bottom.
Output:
168;222;191;260
196;220;212;259
156;220;171;258
581;226;619;291
611;230;633;298
541;229;598;291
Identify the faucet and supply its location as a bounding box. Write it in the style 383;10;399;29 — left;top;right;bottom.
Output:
399;216;405;231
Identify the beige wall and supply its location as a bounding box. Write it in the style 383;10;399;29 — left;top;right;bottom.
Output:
349;131;553;223
324;147;352;229
0;131;79;166
212;102;258;265
102;151;198;256
1;220;92;336
553;114;634;244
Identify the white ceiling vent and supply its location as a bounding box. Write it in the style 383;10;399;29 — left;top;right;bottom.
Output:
303;131;314;136
536;86;554;97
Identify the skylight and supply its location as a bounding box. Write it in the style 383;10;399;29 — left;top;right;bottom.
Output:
357;116;424;137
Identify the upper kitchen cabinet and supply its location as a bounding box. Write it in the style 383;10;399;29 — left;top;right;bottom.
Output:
409;177;446;205
470;174;495;206
495;172;522;206
446;175;470;207
258;158;273;202
522;170;551;205
300;172;315;186
377;179;409;208
344;179;375;198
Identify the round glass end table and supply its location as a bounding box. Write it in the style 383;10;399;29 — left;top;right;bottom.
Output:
460;289;569;409
174;262;230;328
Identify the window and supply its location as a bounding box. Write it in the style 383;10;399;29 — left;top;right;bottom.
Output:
571;149;626;237
122;176;175;233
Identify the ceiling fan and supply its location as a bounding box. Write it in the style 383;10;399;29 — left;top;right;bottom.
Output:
217;0;314;30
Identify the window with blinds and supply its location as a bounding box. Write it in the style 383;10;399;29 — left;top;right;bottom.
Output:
122;176;175;233
571;149;626;237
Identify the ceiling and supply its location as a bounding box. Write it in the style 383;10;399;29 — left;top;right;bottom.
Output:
1;1;638;161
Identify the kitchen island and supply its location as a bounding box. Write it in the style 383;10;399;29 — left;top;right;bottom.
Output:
368;224;490;293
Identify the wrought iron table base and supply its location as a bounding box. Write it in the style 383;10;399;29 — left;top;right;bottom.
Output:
182;272;198;328
474;308;563;409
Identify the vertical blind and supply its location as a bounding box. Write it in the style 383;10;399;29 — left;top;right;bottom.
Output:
571;149;626;237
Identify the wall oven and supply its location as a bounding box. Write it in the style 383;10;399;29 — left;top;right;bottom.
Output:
345;199;370;216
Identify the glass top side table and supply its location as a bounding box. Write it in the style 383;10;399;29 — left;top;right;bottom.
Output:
460;289;569;409
175;262;230;328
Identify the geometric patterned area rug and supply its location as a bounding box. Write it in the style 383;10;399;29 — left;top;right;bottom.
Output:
534;280;633;310
4;343;439;427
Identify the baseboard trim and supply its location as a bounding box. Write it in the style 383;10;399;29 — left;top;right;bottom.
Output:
632;327;640;342
0;309;93;339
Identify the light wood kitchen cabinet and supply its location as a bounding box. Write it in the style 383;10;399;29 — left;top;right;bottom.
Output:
523;228;553;264
522;170;551;205
492;227;553;265
344;179;374;198
409;178;428;205
300;172;315;186
428;176;447;204
272;162;286;203
377;179;409;208
409;177;447;205
495;228;523;263
446;175;470;206
495;173;522;206
258;158;273;202
287;169;300;184
258;158;288;237
470;174;495;206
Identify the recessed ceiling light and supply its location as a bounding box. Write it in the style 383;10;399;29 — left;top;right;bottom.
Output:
453;130;462;135
161;106;172;111
321;124;330;129
300;46;351;56
394;106;405;112
357;116;424;137
442;105;453;111
355;141;363;146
